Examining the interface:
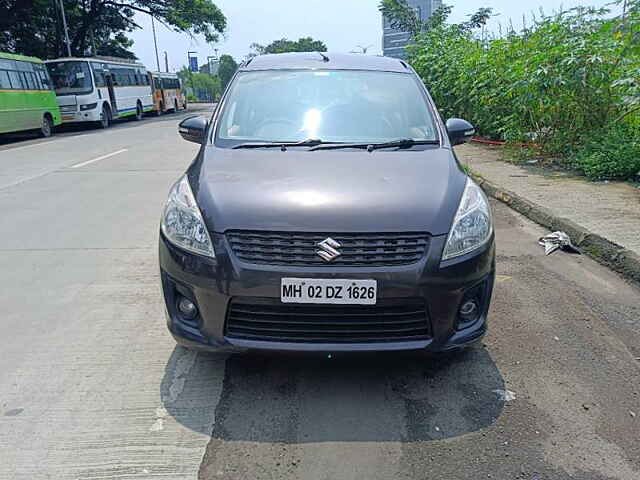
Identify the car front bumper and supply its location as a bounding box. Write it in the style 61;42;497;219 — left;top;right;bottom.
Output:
159;232;495;354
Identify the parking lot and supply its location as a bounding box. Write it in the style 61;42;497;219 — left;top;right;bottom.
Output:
0;104;638;480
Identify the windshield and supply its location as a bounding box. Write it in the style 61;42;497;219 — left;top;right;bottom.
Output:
46;60;93;96
215;70;438;145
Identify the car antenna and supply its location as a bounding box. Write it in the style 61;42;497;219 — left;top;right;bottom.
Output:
318;52;330;62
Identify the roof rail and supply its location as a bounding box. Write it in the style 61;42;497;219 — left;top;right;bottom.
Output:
399;60;409;70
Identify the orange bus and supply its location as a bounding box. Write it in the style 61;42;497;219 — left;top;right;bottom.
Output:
149;72;186;115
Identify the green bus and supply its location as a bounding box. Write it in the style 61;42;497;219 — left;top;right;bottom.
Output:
0;52;62;137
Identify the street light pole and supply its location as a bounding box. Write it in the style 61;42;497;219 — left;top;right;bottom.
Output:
151;16;161;72
57;0;72;57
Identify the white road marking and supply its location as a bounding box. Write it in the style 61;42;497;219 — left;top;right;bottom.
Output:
71;148;128;169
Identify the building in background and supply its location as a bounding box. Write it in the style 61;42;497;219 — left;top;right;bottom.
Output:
382;0;443;59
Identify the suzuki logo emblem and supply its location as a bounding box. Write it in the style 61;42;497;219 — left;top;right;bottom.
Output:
316;237;342;262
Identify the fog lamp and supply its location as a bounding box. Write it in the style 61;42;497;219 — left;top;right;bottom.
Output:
457;283;485;330
177;297;198;320
459;299;479;318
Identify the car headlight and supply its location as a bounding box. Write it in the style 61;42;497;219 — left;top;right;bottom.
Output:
442;178;492;261
161;175;215;257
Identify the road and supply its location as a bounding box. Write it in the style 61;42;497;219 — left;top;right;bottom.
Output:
0;108;638;480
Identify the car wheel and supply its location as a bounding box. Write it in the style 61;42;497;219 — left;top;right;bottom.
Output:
97;105;111;129
40;114;53;138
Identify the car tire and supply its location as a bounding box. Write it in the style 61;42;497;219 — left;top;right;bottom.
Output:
134;102;143;121
96;105;111;129
40;114;53;138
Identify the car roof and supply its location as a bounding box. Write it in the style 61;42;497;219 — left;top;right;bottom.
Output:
240;52;412;73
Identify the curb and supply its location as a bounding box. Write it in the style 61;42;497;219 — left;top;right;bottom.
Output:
469;171;640;286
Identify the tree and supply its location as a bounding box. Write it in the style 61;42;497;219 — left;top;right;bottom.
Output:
217;54;238;90
249;37;327;56
379;1;492;36
0;0;226;60
178;67;222;102
379;0;425;36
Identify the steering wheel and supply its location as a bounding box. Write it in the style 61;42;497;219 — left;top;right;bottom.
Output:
253;117;299;136
321;103;396;138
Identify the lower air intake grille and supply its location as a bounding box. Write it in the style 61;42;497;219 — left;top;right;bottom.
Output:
225;298;430;343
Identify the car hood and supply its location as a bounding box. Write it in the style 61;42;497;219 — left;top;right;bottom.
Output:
192;146;466;236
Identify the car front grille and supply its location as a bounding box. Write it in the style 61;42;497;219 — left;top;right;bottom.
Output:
225;298;430;343
226;231;429;266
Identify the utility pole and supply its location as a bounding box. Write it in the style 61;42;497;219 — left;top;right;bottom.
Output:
151;16;161;72
164;51;169;72
57;0;72;57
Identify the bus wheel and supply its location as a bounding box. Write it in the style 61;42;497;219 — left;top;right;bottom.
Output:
134;102;143;121
40;114;53;138
96;105;111;129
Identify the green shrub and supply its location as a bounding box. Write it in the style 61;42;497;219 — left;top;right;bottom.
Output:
573;124;640;180
406;1;640;171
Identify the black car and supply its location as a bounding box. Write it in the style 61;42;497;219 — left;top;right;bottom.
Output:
159;52;495;354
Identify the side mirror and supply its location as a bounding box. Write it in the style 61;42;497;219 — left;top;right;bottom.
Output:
178;115;208;144
446;118;476;146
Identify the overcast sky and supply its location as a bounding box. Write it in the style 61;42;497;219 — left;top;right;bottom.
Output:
129;0;617;72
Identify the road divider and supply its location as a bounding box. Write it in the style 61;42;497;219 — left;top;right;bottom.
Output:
71;148;128;169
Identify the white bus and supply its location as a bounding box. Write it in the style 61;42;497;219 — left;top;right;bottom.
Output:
45;56;154;129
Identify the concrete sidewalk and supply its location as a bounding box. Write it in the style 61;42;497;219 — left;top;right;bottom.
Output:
455;143;640;284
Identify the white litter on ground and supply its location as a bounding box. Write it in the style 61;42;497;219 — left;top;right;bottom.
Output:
493;389;517;402
539;231;581;255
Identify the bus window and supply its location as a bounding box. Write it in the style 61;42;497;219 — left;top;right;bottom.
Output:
31;71;43;90
22;72;36;90
35;66;52;90
0;70;10;89
0;59;15;70
91;63;106;88
47;61;93;96
7;71;23;89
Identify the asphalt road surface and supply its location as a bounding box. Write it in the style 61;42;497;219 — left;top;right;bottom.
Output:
1;107;638;480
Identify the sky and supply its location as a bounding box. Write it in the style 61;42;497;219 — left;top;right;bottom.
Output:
129;0;618;72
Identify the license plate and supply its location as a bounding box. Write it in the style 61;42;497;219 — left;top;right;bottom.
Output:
281;278;377;305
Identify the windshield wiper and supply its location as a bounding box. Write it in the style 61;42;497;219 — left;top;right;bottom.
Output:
308;138;439;152
232;139;328;150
